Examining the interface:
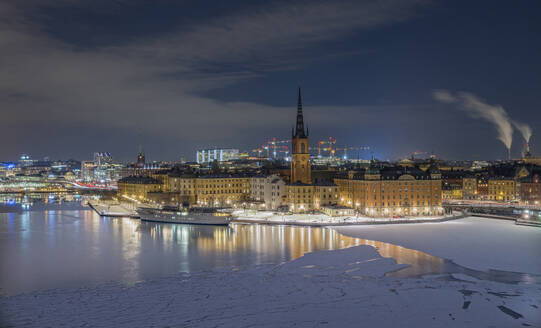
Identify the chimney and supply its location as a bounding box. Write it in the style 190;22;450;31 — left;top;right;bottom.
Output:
525;142;531;157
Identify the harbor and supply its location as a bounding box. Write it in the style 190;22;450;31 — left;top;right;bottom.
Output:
86;198;541;227
87;199;469;226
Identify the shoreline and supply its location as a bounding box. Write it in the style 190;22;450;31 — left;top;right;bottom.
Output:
87;200;540;227
233;212;466;226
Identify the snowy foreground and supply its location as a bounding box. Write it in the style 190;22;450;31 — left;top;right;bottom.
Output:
2;243;540;327
334;217;541;275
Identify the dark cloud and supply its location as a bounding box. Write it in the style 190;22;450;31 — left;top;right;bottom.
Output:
0;0;539;161
0;0;430;161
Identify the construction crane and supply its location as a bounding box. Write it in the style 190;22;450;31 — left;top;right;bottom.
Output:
252;137;290;158
253;136;370;160
317;137;370;159
317;137;337;157
267;137;289;158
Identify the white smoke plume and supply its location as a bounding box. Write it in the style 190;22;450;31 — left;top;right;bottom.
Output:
433;89;456;103
433;89;513;151
512;120;532;143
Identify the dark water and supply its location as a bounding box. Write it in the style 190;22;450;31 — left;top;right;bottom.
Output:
1;206;538;296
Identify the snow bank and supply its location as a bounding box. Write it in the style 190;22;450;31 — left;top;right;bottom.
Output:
334;217;541;274
236;210;450;225
1;244;540;327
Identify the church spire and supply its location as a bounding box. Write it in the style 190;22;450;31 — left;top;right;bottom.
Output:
295;86;306;138
138;143;144;156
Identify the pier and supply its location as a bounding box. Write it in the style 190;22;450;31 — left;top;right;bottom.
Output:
88;200;139;218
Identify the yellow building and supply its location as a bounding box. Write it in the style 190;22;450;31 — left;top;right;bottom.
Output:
462;177;478;200
287;183;314;212
168;173;197;205
442;185;463;200
488;178;516;201
117;176;162;202
287;183;339;212
151;171;170;191
334;165;443;217
313;184;339;209
195;175;251;207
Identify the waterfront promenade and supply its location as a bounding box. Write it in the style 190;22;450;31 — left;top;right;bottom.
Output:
233;211;466;226
88;199;541;227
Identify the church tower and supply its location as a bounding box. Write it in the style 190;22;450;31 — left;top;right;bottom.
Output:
291;87;311;184
136;143;145;168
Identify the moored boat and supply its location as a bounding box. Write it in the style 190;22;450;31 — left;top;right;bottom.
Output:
137;206;234;225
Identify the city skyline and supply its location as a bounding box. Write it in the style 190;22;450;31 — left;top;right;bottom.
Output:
1;1;540;161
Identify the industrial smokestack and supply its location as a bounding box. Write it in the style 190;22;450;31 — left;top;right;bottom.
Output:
512;120;533;158
525;142;531;157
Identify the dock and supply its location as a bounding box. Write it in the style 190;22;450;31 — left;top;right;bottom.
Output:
88;200;139;218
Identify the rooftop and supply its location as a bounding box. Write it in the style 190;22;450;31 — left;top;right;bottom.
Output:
118;176;160;184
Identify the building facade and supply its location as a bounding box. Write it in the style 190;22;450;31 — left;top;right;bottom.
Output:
462;177;478;200
287;182;314;212
93;163;122;185
441;170;468;200
313;183;339;209
168;173;198;205
81;161;94;182
117;176;162;202
334;165;443;217
488;178;516;201
442;184;463;200
195;174;251;207
196;149;239;164
250;174;287;210
519;173;541;205
93;152;113;165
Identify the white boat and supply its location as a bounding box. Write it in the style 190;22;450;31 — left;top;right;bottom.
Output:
137;206;234;226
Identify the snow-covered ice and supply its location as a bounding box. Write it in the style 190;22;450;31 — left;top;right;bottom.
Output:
1;244;539;327
334;216;541;274
2;215;541;327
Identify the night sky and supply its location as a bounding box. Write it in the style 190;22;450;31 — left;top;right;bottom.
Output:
1;0;539;162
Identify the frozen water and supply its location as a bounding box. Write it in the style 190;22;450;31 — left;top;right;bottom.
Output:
1;244;539;327
2;211;540;327
335;217;541;274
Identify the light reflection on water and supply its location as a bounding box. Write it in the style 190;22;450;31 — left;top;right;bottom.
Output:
1;209;537;296
0;192;94;213
0;209;446;296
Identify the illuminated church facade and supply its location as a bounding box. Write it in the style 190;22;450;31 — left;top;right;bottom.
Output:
287;88;339;213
